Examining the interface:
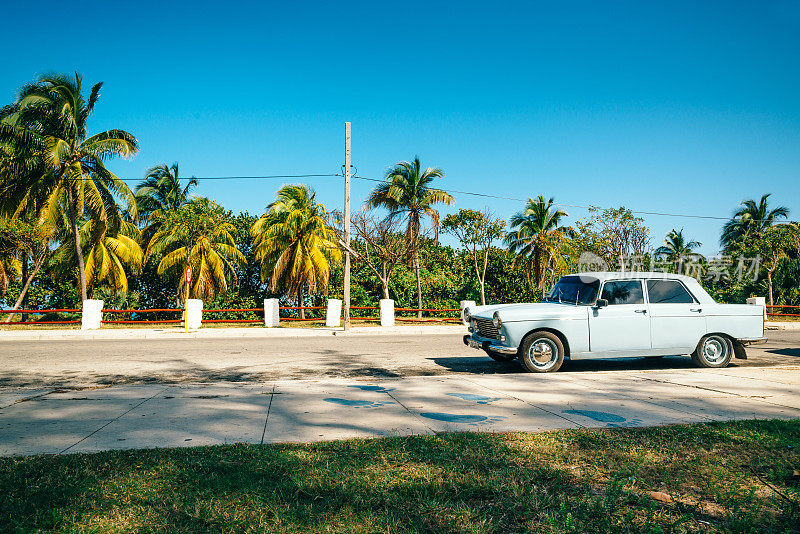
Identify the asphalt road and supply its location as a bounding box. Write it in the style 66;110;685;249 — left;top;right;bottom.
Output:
1;330;798;387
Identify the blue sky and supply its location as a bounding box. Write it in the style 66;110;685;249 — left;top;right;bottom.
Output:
2;0;799;255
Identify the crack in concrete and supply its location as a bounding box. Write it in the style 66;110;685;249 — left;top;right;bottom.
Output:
260;384;275;445
461;377;587;428
382;389;437;435
58;387;169;454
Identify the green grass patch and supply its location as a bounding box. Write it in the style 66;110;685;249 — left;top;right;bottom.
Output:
1;420;798;533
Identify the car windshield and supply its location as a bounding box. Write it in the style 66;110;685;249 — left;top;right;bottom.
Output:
543;276;600;305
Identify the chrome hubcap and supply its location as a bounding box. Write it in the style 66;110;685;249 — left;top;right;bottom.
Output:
702;336;728;364
529;339;558;369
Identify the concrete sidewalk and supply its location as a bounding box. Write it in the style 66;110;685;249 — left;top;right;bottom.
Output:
0;324;465;341
1;365;798;456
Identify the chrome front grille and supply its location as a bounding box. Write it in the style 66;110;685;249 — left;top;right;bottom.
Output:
474;318;499;339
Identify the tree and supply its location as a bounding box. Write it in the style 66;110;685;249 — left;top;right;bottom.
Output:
0;216;54;321
366;156;455;317
52;219;143;296
348;210;407;300
655;229;702;272
571;206;650;269
0;73;139;301
720;194;789;252
146;198;245;302
504;196;568;298
759;225;797;307
442;208;505;305
251;185;340;318
135;162;197;246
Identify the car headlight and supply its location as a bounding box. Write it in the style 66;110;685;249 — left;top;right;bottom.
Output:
463;308;471;324
492;312;502;328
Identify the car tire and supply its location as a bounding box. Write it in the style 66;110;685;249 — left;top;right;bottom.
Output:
485;349;516;362
519;331;565;373
692;334;733;368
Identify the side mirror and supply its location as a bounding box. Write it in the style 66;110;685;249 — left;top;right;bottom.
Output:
595;298;608;309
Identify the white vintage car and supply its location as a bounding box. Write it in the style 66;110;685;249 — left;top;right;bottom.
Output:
463;272;766;373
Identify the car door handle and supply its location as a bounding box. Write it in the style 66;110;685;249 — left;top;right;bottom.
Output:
690;308;702;313
634;309;647;314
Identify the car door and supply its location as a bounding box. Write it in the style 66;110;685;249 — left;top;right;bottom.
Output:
646;279;706;353
589;280;652;355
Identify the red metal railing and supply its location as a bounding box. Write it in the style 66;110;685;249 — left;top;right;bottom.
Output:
0;309;81;325
766;305;800;318
204;308;263;324
395;307;461;323
1;304;464;326
279;306;325;322
348;305;380;321
101;308;183;324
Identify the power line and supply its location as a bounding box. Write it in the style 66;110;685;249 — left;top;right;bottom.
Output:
106;171;777;223
118;173;339;182
350;174;737;222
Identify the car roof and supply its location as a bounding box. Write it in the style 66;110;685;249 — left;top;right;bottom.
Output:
565;272;698;284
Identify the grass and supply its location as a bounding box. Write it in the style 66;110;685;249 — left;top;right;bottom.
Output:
1;420;798;533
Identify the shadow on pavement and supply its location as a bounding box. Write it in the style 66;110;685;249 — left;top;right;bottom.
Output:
766;348;800;357
430;355;702;375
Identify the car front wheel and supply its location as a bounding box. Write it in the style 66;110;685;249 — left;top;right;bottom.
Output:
692;334;733;368
519;331;565;373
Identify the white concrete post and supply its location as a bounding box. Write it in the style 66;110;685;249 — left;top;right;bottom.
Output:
81;299;103;330
460;300;476;325
186;299;203;330
747;296;767;320
379;299;394;327
264;298;280;327
326;299;342;327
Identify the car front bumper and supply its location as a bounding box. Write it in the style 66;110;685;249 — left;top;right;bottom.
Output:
463;334;518;355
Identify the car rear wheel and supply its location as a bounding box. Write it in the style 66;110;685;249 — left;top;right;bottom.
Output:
485;349;516;362
519;331;564;373
692;334;733;368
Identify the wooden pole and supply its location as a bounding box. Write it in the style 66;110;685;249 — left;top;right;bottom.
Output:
343;122;351;331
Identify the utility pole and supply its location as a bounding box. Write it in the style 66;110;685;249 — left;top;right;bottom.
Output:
343;122;351;331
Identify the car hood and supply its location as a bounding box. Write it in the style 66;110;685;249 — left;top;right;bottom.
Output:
469;302;588;322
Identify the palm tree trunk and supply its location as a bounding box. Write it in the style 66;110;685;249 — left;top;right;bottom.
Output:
21;250;28;322
72;214;88;301
414;252;422;319
298;291;305;320
68;190;88;301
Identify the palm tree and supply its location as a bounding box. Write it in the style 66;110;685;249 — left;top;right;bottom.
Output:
366;157;455;317
0;218;22;298
251;185;340;318
135;162;197;246
0;72;138;301
504;196;568;298
52;218;143;295
720;194;789;251
655;229;701;264
146;198;245;302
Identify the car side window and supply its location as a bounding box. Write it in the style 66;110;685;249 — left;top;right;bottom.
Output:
646;280;696;304
600;281;644;305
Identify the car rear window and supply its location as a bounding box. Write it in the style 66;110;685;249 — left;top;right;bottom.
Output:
646;280;696;304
